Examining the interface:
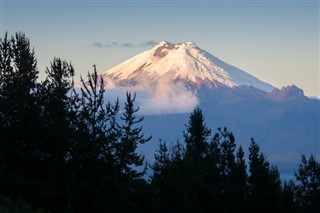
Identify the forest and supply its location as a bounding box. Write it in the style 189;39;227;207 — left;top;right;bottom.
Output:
0;33;319;212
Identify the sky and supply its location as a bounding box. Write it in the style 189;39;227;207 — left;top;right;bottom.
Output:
1;0;319;97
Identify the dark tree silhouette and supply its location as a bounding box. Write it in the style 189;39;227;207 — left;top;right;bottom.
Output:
66;65;122;212
116;92;151;180
34;58;75;209
0;32;41;205
183;107;211;161
248;138;282;213
295;155;320;213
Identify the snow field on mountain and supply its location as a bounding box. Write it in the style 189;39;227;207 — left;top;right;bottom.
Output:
102;41;274;92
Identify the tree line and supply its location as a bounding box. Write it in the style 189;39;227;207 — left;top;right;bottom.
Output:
0;33;319;212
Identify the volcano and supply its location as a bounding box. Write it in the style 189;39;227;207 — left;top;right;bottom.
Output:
102;41;273;92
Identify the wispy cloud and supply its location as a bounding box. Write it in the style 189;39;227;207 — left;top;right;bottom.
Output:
139;40;158;47
93;42;103;48
102;74;198;115
138;76;198;115
93;40;158;49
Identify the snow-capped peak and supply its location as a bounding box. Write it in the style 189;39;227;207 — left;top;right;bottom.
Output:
156;40;172;47
102;41;273;91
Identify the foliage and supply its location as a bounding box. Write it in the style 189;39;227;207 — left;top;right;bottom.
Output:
295;155;320;213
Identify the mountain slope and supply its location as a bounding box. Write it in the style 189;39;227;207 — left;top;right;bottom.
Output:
102;41;273;91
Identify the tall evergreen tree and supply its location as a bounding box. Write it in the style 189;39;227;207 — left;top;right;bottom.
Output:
230;145;248;211
35;58;75;209
295;155;320;213
151;141;186;212
248;138;282;213
0;32;41;204
281;180;300;213
183;107;211;161
116;92;151;180
67;65;121;212
208;127;244;212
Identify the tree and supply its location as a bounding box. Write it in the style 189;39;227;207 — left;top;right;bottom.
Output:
295;155;320;212
183;107;211;161
218;127;236;176
207;127;245;212
230;145;248;211
40;58;75;164
248;138;282;213
151;141;186;212
35;58;75;210
0;32;41;205
116;92;151;180
67;65;121;212
281;180;300;213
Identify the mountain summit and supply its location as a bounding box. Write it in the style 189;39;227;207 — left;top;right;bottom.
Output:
102;41;273;91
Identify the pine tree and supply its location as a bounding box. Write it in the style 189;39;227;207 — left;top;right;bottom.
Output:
70;65;118;162
248;138;282;213
151;141;186;212
67;65;120;212
36;58;75;209
116;92;151;180
295;155;320;213
231;145;248;211
183;107;211;161
208;127;244;212
282;180;300;213
152;140;171;180
0;32;41;204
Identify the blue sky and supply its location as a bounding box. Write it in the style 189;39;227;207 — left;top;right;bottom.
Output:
1;0;319;97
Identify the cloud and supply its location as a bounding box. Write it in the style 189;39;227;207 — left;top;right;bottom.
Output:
121;42;135;48
108;41;135;48
100;73;198;115
93;40;158;49
138;76;198;115
93;41;135;48
140;40;158;47
93;42;103;48
109;74;198;115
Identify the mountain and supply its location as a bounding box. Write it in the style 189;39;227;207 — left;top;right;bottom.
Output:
102;41;273;92
266;85;306;101
100;41;319;180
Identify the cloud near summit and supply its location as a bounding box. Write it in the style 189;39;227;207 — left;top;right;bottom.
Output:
102;74;199;115
93;40;158;48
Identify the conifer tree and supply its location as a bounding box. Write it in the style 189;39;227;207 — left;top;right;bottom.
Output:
209;127;242;212
35;58;75;209
282;180;300;213
231;145;248;211
295;155;320;213
248;138;282;213
67;65;120;212
151;141;187;211
40;58;75;160
0;32;41;204
217;127;236;178
152;141;171;180
183;107;211;161
116;92;151;180
71;65;117;161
